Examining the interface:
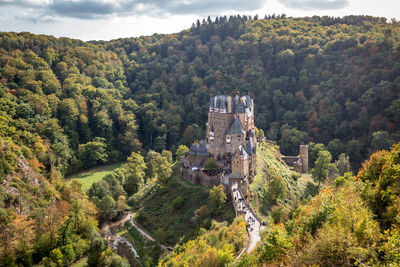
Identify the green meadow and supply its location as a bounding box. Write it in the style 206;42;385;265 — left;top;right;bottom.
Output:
69;162;124;192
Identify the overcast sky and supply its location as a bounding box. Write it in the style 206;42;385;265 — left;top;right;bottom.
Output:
0;0;399;41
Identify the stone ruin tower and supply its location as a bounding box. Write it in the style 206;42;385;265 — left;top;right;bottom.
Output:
299;145;308;173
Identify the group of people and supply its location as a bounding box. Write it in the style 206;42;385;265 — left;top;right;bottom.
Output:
246;216;257;232
233;187;247;213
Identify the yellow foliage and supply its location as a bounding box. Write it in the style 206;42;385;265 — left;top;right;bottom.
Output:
159;217;247;267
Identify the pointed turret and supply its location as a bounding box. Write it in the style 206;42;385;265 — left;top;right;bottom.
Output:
228;117;245;135
197;140;209;156
246;138;255;155
239;145;249;160
189;143;198;155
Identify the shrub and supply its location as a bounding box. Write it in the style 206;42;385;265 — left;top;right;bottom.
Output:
172;196;184;210
302;181;319;199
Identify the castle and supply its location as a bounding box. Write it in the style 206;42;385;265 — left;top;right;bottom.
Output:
181;95;257;193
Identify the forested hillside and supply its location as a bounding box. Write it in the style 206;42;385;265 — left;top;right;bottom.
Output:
1;15;400;265
101;15;400;166
1;16;399;175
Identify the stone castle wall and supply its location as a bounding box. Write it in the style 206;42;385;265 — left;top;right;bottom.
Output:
206;112;235;158
180;168;221;187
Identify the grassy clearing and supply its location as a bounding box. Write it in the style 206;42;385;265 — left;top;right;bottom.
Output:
68;162;123;192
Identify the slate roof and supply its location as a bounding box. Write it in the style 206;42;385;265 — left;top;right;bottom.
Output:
234;100;246;113
189;143;198;155
197;140;209;156
239;145;249;159
209;95;253;114
246;138;256;155
216;95;227;110
227;117;245;135
209;96;215;108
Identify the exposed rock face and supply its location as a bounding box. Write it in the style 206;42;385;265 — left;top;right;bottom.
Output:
1;138;41;215
17;156;40;186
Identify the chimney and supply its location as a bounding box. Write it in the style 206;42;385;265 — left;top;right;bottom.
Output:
227;96;232;113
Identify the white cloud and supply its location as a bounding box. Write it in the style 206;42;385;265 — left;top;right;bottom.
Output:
0;0;399;40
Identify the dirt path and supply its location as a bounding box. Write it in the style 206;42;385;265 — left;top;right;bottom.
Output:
100;212;173;252
128;217;173;251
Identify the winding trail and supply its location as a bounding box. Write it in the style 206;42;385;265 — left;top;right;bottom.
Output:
100;212;173;253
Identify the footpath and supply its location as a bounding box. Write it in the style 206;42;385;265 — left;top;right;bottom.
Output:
231;182;262;252
100;212;173;258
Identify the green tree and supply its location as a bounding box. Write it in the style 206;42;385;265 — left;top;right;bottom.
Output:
346;140;363;172
98;248;130;267
175;144;189;160
61;244;75;266
49;248;63;267
370;131;393;154
312;150;333;187
97;195;117;221
124;152;146;195
326;138;343;160
279;125;308;155
154;228;167;244
209;185;227;211
335;153;351;176
77;137;108;168
161;150;173;163
204;157;220;175
267;176;286;204
145;150;160;179
182;125;195;146
87;237;108;267
154;155;172;183
258;226;292;263
308;142;326;169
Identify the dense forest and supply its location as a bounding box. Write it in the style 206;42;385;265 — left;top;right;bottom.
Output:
0;15;400;265
1;15;399;175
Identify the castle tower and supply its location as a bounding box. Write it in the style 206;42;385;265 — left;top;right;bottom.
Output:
232;145;250;179
299;145;308;173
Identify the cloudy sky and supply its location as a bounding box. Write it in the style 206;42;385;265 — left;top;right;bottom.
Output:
0;0;399;41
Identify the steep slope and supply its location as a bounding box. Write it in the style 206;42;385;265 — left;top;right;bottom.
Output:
249;142;307;222
237;142;400;266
